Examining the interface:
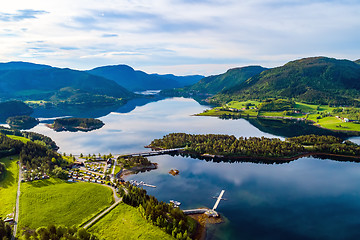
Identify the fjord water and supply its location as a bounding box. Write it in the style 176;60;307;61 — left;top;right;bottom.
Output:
29;98;360;240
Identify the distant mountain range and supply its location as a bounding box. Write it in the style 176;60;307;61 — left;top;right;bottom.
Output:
88;65;203;91
0;61;204;107
2;57;360;110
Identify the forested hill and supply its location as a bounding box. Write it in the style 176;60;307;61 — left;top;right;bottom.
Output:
186;66;267;94
0;62;134;103
213;57;360;105
88;64;203;91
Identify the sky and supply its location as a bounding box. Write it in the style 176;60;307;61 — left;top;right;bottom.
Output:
0;0;359;76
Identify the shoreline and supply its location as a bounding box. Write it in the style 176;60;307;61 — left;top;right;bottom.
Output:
188;212;225;240
196;113;360;135
117;163;158;179
45;123;104;132
147;147;360;163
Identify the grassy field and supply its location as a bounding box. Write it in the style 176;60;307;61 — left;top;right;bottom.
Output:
19;178;114;230
6;135;31;143
312;117;360;132
88;203;174;240
0;155;19;218
226;100;260;109
199;100;360;132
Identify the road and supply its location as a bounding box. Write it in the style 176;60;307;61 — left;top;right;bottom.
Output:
12;161;22;240
82;184;122;229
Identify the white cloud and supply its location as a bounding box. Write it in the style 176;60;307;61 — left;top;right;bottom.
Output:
0;0;359;75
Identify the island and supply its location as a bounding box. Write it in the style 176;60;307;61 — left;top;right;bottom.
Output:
169;169;180;176
48;117;104;132
149;133;360;163
6;115;39;130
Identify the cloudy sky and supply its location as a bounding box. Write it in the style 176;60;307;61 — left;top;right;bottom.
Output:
0;0;359;75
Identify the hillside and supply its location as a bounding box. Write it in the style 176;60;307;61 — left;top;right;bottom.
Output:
187;66;267;94
88;64;202;91
0;101;33;120
355;59;360;64
215;57;360;105
0;62;134;105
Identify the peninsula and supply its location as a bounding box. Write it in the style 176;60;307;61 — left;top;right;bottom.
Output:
149;133;360;162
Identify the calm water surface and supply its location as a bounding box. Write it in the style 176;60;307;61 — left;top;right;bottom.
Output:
29;97;360;240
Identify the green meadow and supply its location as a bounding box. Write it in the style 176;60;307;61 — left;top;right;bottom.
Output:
199;100;360;132
6;135;31;143
88;203;174;240
19;178;114;230
0;155;19;218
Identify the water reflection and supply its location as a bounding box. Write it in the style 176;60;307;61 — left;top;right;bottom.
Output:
126;155;360;240
27;97;360;240
29;98;278;154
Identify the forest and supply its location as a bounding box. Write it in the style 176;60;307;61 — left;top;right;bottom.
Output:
149;133;360;160
117;156;152;169
6;115;39;130
51;118;104;132
0;133;66;176
120;183;195;240
0;126;58;150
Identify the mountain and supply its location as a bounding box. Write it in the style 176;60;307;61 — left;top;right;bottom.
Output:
0;61;51;71
88;65;203;91
355;59;360;64
216;57;360;105
186;66;267;94
151;74;204;87
0;62;134;104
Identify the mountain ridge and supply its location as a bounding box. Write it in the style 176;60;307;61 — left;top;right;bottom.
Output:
88;64;203;91
214;57;360;105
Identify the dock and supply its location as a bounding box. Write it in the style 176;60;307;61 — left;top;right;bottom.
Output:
182;190;226;217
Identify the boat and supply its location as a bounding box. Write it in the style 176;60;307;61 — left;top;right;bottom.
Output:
170;200;181;206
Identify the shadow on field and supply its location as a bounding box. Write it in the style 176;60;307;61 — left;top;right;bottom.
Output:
28;179;58;188
0;157;16;188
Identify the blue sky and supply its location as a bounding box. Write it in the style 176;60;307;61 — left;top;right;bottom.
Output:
0;0;359;75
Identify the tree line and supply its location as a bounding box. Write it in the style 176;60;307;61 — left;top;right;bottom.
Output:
120;183;195;240
19;224;99;240
0;133;69;179
117;156;152;169
150;133;304;158
150;133;360;159
0;126;58;150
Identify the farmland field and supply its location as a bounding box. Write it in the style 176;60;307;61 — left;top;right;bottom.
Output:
19;178;114;230
88;203;174;240
0;155;19;218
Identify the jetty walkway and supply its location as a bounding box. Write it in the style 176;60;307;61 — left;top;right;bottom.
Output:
183;190;225;217
114;148;183;158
